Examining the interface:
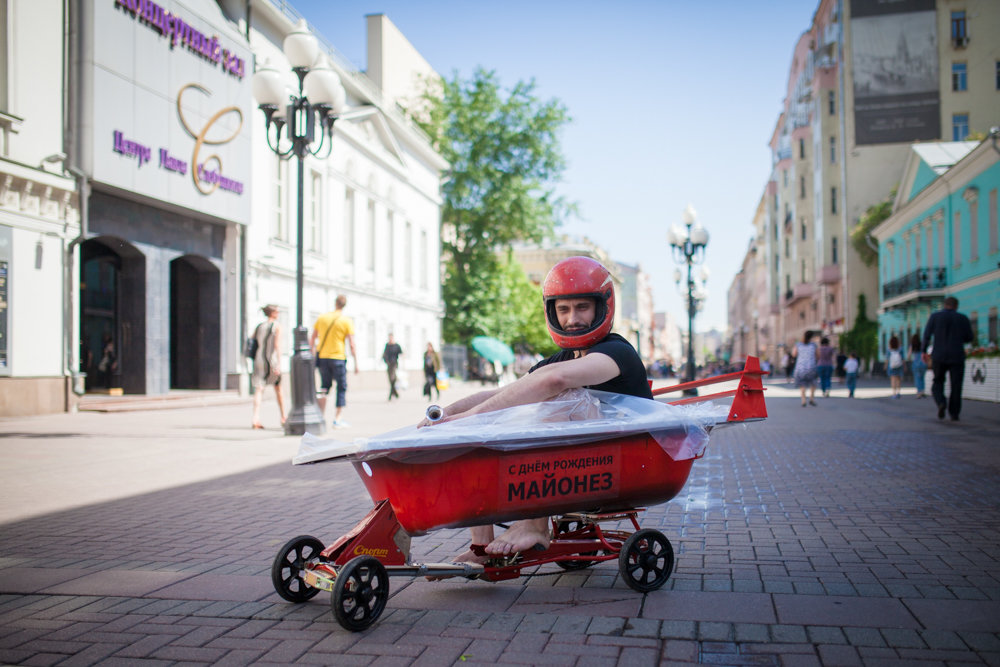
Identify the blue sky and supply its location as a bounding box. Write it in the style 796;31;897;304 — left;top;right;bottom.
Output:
292;0;820;332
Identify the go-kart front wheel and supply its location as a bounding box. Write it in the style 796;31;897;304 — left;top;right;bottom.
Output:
271;535;324;602
332;555;389;632
618;529;674;593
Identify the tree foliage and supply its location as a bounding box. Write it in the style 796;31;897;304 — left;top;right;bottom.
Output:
841;294;879;368
850;188;896;267
416;68;570;348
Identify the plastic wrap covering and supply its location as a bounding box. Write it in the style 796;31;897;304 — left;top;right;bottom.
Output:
294;389;729;466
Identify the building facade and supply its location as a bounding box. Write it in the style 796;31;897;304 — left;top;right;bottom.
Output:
0;0;446;416
872;135;999;353
0;0;81;415
737;0;999;357
245;3;447;384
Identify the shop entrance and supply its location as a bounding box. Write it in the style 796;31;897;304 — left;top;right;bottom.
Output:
169;255;221;389
80;237;146;394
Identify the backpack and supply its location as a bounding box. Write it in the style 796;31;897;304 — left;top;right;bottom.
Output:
888;349;903;369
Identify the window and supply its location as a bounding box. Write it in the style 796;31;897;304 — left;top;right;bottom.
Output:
273;160;288;241
996;61;1000;90
801;259;806;282
307;172;322;252
783;169;788;187
0;2;7;111
989;188;998;254
831;187;837;214
343;189;355;263
800;176;806;199
952;62;967;91
970;200;979;262
952;113;969;141
951;11;967;43
367;199;376;270
829;136;836;164
832;236;838;264
954;211;962;266
386;211;395;277
419;230;428;289
404;221;413;284
799;139;805;159
828;90;835;115
784;238;789;258
989;311;998;347
801;221;807;241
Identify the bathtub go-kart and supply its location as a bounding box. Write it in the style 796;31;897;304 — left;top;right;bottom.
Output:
272;357;768;631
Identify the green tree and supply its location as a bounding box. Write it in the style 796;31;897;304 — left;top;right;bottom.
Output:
841;294;879;368
416;68;571;347
850;188;896;267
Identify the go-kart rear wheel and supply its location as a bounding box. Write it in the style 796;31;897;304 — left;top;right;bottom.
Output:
271;535;324;602
554;519;600;571
618;529;674;593
332;556;389;632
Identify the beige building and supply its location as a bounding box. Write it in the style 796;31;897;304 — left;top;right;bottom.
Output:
735;0;999;357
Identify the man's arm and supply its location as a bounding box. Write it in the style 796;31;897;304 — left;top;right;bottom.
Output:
445;353;619;422
309;328;318;353
348;334;359;374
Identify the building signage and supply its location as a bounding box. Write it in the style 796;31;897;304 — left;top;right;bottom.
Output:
86;0;252;222
114;0;245;79
850;0;940;145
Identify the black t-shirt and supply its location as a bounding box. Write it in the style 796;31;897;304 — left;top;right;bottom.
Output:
382;343;402;366
529;333;652;399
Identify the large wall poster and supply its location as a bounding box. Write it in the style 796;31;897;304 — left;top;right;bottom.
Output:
850;0;940;145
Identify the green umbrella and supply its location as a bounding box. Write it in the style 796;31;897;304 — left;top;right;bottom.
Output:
471;336;515;366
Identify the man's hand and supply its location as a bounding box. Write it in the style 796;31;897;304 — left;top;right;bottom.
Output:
922;352;931;364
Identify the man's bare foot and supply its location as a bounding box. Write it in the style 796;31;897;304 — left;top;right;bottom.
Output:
485;518;551;556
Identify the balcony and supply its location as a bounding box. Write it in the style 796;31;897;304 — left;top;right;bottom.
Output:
882;267;947;301
819;264;841;285
785;282;816;305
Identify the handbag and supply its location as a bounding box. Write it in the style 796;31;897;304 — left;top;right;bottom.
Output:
244;324;261;359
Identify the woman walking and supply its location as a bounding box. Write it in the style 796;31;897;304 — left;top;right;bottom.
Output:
909;333;927;398
886;335;904;399
792;330;819;407
422;342;441;401
250;304;286;429
817;336;835;397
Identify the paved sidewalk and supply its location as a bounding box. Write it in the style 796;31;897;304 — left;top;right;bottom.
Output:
1;377;999;665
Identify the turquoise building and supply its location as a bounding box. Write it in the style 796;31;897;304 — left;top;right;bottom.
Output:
872;134;1000;356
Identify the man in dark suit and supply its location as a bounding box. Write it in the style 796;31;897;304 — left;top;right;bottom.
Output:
922;296;974;421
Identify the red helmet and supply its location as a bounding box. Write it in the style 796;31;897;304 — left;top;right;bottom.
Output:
542;256;615;350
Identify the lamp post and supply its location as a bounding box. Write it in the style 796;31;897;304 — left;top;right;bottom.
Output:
668;204;709;395
251;19;346;435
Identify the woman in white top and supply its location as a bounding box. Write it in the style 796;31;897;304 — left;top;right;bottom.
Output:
792;330;819;407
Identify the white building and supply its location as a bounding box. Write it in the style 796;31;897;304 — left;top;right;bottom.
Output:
0;0;446;416
245;4;448;382
0;0;81;415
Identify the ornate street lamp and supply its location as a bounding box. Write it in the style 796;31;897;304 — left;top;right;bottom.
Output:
252;19;346;435
668;204;709;396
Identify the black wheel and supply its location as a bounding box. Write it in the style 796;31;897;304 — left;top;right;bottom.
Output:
271;535;324;602
332;556;390;632
554;519;600;571
618;529;674;592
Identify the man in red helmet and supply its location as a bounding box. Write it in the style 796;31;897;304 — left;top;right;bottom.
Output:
420;256;651;561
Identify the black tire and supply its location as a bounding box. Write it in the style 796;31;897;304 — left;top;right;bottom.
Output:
618;529;674;592
554;518;600;571
332;556;390;632
271;535;324;602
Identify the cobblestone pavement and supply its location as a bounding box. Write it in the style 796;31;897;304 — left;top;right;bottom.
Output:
1;378;999;665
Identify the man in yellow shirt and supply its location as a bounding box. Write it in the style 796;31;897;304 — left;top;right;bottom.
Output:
310;294;359;428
